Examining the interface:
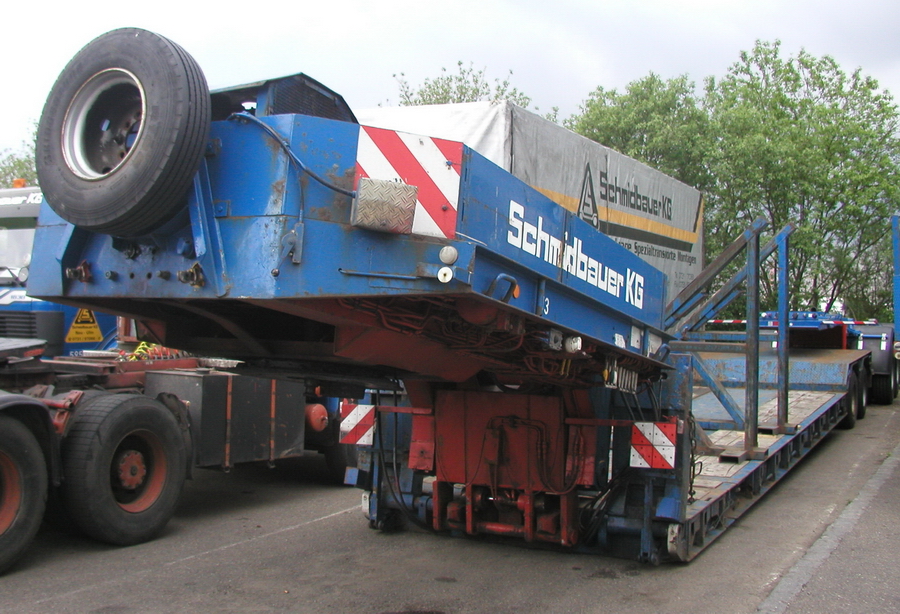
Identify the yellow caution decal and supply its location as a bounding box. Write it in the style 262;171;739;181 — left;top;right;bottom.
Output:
65;308;104;343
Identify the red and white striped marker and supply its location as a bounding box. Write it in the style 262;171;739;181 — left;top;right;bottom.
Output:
630;421;677;469
339;401;376;446
356;126;463;238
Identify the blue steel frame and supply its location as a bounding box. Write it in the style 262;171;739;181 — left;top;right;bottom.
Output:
665;219;795;444
28;113;668;372
656;216;873;562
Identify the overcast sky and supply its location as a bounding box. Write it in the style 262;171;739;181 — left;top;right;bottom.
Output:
3;0;898;157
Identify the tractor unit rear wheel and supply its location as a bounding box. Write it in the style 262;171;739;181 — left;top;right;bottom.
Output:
0;414;47;574
36;28;210;237
61;394;187;546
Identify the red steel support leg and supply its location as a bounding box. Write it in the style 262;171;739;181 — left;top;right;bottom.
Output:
466;484;475;536
560;491;578;546
519;492;534;542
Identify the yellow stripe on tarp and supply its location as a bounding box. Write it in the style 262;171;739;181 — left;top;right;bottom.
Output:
534;186;701;245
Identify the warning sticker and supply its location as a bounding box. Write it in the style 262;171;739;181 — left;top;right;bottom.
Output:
65;309;104;343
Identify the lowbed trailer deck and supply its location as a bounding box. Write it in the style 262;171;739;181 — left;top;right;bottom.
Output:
682;387;859;560
3;28;873;569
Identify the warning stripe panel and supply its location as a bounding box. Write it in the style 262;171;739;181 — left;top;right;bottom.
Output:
630;426;656;467
339;402;376;445
356;126;462;238
340;400;357;420
394;131;462;205
359;126;456;236
630;446;652;468
630;422;676;469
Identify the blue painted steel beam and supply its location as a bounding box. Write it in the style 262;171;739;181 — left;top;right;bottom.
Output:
690;355;745;428
681;331;777;343
697;350;868;391
744;229;760;450
29;113;669;369
457;151;666;331
664;217;768;323
672;225;795;336
776;228;790;429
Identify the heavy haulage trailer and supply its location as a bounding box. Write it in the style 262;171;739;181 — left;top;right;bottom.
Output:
0;28;880;571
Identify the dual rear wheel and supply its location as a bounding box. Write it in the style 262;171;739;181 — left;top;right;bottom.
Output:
0;415;47;573
61;394;187;546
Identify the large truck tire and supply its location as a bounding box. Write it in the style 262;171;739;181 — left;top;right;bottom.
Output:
0;414;48;574
871;374;893;405
857;367;869;419
36;28;210;237
891;360;900;402
838;373;860;429
61;394;187;546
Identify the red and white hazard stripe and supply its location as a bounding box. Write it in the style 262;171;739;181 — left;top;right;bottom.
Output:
356;126;463;238
339;401;376;446
630;421;677;470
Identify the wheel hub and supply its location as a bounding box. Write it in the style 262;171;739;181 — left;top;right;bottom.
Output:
115;450;147;490
62;68;146;180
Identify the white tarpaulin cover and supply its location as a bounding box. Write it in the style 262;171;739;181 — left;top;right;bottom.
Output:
357;102;704;304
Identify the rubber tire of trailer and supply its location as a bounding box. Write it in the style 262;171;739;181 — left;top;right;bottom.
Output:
35;28;210;237
61;394;187;546
871;374;893;406
857;371;868;419
894;361;900;400
0;414;48;574
839;373;860;429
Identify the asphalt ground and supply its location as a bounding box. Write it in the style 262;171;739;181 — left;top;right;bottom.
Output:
0;400;898;613
760;414;900;613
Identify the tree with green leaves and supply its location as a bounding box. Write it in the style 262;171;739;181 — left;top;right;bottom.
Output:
394;61;533;108
565;73;711;191
568;42;899;318
0;139;37;188
704;41;900;315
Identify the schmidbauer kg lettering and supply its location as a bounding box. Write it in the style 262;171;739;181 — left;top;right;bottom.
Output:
506;200;644;309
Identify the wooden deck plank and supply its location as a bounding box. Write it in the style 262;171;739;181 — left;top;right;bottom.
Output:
694;390;837;481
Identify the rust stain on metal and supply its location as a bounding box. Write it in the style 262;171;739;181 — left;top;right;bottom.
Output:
270;178;286;211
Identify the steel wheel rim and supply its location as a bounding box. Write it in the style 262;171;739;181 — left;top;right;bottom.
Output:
109;429;167;513
0;449;22;534
61;68;146;180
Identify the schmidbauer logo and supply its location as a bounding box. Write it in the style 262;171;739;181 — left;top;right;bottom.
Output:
506;200;644;309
